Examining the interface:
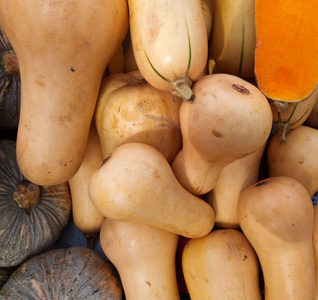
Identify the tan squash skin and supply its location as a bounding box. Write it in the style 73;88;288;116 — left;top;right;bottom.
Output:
238;176;316;300
100;219;180;300
68;123;105;241
0;0;129;186
89;142;215;238
313;204;318;299
209;0;256;79
182;229;262;300
267;125;318;198
171;73;273;195
128;0;208;101
207;142;266;229
269;86;318;142
94;70;182;163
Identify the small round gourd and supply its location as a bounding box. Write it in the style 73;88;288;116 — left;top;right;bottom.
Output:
0;247;122;299
0;140;72;267
0;27;20;129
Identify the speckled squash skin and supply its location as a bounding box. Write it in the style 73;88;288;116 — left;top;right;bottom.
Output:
0;247;122;299
0;27;20;129
0;140;72;267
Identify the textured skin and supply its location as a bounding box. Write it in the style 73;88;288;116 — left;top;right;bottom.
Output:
0;140;71;267
0;247;122;300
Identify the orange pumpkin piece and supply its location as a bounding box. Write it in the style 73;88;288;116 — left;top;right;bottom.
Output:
254;0;318;102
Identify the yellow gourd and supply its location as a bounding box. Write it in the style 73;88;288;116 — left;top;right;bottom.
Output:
128;0;208;101
171;73;272;195
182;229;262;300
68;123;105;246
100;219;180;300
267;125;318;197
207;142;266;229
238;176;316;300
0;0;129;186
89;142;215;238
94;70;182;163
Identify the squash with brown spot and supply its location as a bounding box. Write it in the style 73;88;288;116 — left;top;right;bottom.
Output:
0;140;71;267
0;0;129;186
0;247;122;299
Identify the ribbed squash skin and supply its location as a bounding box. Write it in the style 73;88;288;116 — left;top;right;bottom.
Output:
0;247;122;300
0;28;20;129
0;140;71;267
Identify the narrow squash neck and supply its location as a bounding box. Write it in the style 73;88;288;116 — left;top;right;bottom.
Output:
13;181;41;209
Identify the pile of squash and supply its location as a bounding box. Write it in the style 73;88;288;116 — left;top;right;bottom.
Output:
0;0;318;299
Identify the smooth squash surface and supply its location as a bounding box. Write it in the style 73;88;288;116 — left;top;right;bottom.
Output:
0;0;129;186
254;0;318;102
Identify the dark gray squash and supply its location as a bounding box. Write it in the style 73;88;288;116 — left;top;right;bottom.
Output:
0;140;72;267
0;246;122;300
0;27;20;129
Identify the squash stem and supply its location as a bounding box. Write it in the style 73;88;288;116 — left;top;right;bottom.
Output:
84;233;98;249
168;75;194;102
12;182;41;209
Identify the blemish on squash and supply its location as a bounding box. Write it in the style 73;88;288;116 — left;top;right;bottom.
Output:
298;161;304;165
212;130;223;138
232;84;250;95
146;281;151;286
243;255;248;261
70;66;75;72
99;154;112;168
35;79;45;88
255;179;269;187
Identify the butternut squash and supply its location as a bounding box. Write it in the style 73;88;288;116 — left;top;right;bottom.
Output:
100;219;180;300
267;125;318;198
0;0;129;186
209;0;256;79
68;122;105;247
128;0;208;101
182;229;262;300
313;204;318;299
207;142;266;229
89;142;215;238
171;73;273;195
270;86;318;142
94;70;182;163
238;176;316;300
305;94;318;129
254;0;318;103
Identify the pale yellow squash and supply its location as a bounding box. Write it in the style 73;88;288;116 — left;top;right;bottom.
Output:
94;70;182;163
238;176;316;300
89;142;215;238
128;0;208;101
207;142;266;229
267;125;318;197
171;73;272;195
100;219;180;300
0;0;129;186
209;0;256;79
182;229;262;300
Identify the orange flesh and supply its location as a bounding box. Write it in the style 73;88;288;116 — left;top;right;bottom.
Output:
255;0;318;101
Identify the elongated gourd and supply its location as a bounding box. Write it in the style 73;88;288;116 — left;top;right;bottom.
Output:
100;219;180;300
313;204;318;299
171;73;272;195
128;0;208;101
182;229;262;300
94;70;182;163
267;125;318;198
206;142;266;229
0;0;129;186
209;0;256;79
68;122;105;246
270;86;318;142
238;176;316;300
254;0;318;103
89;142;215;238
